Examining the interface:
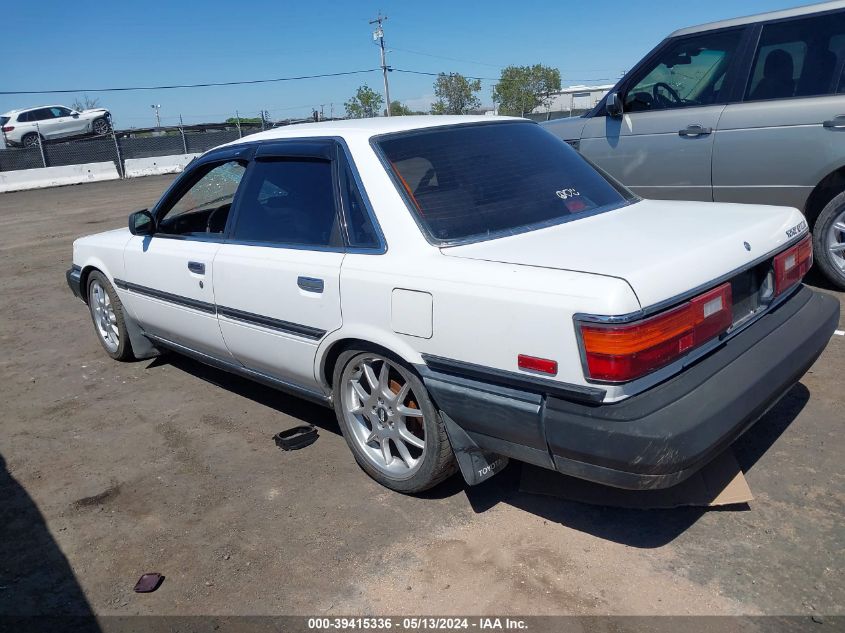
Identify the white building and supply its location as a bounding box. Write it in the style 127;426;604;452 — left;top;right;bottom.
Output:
532;84;615;115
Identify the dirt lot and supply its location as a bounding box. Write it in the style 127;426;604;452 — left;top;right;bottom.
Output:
0;176;843;618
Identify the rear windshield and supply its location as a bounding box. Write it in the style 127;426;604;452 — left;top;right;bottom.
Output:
0;117;9;127
374;121;635;244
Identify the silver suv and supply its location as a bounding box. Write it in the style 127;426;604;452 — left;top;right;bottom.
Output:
544;1;845;288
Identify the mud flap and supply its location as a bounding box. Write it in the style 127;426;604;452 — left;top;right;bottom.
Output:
441;411;509;486
124;314;160;360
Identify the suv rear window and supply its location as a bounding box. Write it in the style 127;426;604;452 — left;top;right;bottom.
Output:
374;122;634;244
0;117;9;127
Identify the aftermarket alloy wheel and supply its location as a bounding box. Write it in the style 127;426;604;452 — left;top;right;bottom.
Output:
812;191;845;290
333;350;457;493
87;271;134;361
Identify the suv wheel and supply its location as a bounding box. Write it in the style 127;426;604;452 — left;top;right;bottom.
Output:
332;349;457;493
813;191;845;290
21;133;40;148
92;117;110;135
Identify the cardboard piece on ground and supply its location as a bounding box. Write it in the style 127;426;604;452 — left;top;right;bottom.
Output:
519;450;752;509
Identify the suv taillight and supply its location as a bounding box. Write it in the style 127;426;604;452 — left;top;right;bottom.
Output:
579;282;732;382
773;235;812;297
1;126;13;133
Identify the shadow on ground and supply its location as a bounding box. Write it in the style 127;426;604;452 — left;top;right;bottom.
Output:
0;454;101;631
151;353;810;550
147;353;339;434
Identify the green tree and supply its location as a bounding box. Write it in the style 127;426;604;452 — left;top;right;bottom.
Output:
492;64;562;116
225;116;263;124
389;101;416;116
344;85;384;118
430;73;481;115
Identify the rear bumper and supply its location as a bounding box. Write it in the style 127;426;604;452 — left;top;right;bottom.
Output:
422;286;840;489
66;265;83;300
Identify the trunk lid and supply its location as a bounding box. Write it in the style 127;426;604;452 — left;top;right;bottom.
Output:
441;198;807;309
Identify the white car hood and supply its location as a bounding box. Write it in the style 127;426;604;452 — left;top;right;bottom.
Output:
441;199;807;309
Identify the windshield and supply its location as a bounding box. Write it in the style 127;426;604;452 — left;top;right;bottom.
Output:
374;121;635;244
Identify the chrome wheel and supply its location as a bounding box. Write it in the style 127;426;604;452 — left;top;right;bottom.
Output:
92;118;110;135
827;208;845;273
90;280;119;353
341;355;426;478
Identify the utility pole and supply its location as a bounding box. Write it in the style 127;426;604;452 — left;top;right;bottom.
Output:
150;104;161;128
370;13;391;116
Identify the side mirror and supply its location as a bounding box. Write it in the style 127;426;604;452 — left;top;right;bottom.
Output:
606;92;623;118
128;209;155;236
72;112;80;118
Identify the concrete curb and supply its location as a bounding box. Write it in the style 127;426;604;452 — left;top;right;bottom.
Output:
124;154;200;178
0;162;120;193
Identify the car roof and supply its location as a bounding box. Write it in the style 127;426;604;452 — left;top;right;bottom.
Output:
226;115;524;146
670;0;845;37
1;105;67;116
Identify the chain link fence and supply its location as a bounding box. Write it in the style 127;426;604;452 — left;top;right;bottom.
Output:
0;121;270;175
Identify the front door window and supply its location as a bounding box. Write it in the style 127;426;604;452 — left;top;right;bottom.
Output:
624;30;743;113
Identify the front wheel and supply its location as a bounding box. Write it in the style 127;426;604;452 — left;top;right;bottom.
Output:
87;271;135;361
812;191;845;290
92;117;110;135
332;350;457;493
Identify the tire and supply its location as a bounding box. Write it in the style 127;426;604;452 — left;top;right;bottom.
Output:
86;271;135;361
92;117;110;136
332;349;457;493
21;133;40;148
812;191;845;290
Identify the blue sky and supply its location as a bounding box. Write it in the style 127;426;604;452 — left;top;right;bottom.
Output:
2;0;806;126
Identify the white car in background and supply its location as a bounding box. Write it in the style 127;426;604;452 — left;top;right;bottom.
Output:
66;116;839;494
1;105;111;148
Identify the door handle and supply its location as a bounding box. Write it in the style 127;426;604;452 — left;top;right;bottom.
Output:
678;124;712;137
187;261;205;274
297;276;324;293
823;115;845;129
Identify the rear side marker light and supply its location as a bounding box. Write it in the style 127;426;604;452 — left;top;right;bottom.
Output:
579;282;732;383
774;235;812;297
518;354;558;375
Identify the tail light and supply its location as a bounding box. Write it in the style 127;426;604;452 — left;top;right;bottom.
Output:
579;283;732;382
773;235;812;297
1;126;13;133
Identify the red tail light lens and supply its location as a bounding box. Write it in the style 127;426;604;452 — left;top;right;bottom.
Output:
774;235;812;297
579;283;732;382
1;126;13;133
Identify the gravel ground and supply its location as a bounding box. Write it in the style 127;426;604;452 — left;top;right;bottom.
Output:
0;175;842;618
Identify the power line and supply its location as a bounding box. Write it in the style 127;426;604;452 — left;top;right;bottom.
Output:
0;69;380;95
391;68;616;84
389;46;503;69
0;66;617;99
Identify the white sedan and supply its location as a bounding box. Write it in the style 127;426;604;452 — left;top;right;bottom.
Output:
67;116;839;493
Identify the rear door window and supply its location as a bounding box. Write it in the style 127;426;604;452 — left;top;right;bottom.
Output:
231;159;342;247
624;29;744;112
745;11;845;100
374;121;635;244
